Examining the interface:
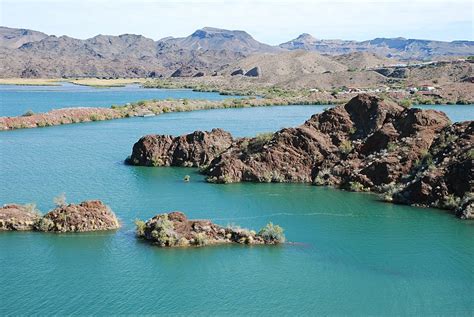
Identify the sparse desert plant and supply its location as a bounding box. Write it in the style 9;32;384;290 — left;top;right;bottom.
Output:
134;219;146;237
22;110;35;117
53;193;67;207
339;140;353;155
193;232;209;246
24;203;41;216
386;142;397;152
36;217;54;232
258;222;285;243
441;194;461;210
399;99;413;108
349;181;366;192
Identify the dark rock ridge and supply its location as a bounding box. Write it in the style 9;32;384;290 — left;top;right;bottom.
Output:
129;94;473;218
127;128;233;167
135;211;285;247
245;66;261;77
0;200;120;232
0;204;41;230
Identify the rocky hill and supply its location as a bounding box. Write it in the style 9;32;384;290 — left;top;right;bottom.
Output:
221;50;347;78
0;26;472;78
127;94;473;219
0;26;47;49
160;27;278;54
280;34;474;60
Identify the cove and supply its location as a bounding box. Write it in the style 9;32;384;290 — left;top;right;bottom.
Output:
0;83;243;117
1;104;473;315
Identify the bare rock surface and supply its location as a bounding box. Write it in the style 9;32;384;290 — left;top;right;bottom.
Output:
37;200;120;232
127;128;233;167
0;204;40;231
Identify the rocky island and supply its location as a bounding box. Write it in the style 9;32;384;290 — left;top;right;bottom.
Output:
0;200;120;232
128;94;473;219
135;211;285;247
0;204;41;231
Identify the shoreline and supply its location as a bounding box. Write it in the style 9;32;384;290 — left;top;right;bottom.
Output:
0;97;341;130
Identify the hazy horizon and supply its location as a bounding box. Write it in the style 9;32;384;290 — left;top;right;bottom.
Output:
1;0;472;44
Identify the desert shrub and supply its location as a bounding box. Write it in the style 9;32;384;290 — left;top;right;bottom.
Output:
24;203;41;216
339;140;353;155
468;149;474;160
22;110;35;117
89;114;101;121
399;99;413;108
53;193;67;207
134;219;146;237
36;217;54;232
193;233;209;246
349;181;366;192
149;214;177;246
248;132;273;151
258;222;285;243
441;194;461;210
386;142;397;152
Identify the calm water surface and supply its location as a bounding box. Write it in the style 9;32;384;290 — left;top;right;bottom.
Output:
1;92;473;315
0;83;241;117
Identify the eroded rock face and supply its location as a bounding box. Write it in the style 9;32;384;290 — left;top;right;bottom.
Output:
392;121;473;213
129;94;472;217
0;204;40;231
38;200;120;232
136;211;285;247
127;128;233;167
204;94;451;189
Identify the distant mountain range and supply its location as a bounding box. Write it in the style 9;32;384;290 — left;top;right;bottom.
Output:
0;26;473;78
280;33;474;60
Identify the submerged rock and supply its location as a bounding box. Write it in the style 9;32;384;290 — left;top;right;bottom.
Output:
135;212;285;247
37;200;120;232
127;128;233;167
0;204;41;231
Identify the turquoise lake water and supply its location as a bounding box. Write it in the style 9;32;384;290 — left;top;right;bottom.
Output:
0;90;473;315
0;83;241;117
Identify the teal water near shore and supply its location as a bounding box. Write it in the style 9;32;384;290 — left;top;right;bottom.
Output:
0;83;242;117
1;98;473;315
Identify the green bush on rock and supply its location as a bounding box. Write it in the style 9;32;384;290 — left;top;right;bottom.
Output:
258;222;285;244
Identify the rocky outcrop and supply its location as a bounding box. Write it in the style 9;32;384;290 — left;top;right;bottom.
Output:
230;68;245;76
135;211;285;247
37;200;120;232
171;66;201;78
391;121;473;215
205;94;450;188
0;204;41;231
127;128;233;167
129;94;473;218
245;66;261;77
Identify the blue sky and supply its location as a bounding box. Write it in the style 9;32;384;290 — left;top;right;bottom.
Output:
1;0;472;43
